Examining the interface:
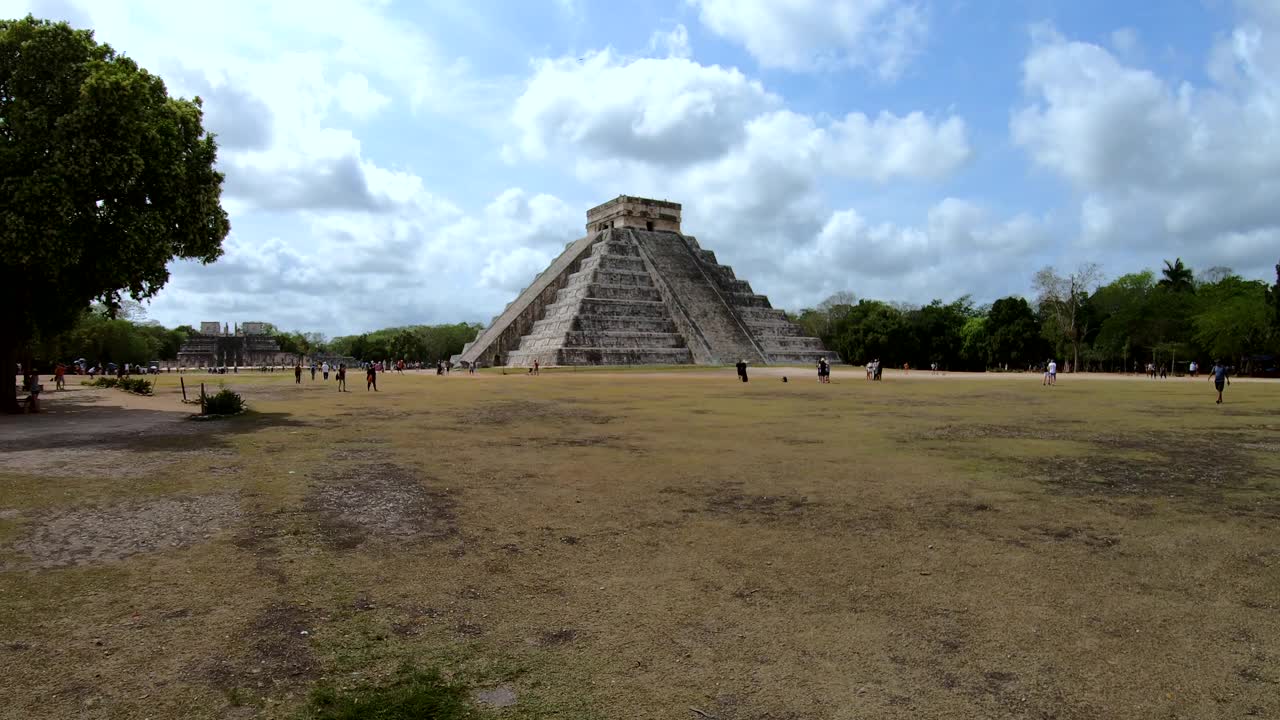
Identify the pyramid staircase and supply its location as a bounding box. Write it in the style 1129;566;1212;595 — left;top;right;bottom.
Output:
504;230;696;366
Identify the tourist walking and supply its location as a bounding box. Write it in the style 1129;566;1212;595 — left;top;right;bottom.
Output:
1211;360;1230;404
322;361;330;381
366;363;378;391
310;363;317;381
817;357;830;383
336;364;347;392
54;363;66;390
533;360;540;376
1189;361;1198;378
1043;359;1057;386
294;363;302;384
736;359;749;383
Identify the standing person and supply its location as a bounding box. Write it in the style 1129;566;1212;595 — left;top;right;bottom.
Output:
1210;360;1230;404
294;363;302;384
366;362;378;391
874;359;883;381
533;360;540;376
310;363;317;381
322;361;330;381
736;359;749;383
1189;360;1198;378
54;363;66;390
336;363;347;392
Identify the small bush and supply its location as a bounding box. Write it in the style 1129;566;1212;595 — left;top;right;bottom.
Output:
119;377;153;395
88;377;119;388
298;667;471;720
202;388;245;415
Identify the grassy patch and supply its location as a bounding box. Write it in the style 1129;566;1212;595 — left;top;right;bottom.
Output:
297;666;472;720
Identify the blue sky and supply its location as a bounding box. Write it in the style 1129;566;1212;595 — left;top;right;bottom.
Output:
5;0;1277;336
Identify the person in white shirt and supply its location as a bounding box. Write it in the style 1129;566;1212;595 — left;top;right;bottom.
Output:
1044;359;1057;385
322;361;330;380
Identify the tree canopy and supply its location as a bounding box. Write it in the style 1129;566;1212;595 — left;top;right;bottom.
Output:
1;15;229;409
790;257;1280;374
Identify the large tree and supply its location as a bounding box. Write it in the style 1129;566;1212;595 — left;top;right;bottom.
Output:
985;296;1044;370
1157;258;1195;293
1034;263;1103;372
1;16;229;410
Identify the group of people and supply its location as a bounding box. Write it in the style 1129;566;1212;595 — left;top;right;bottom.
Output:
865;359;883;381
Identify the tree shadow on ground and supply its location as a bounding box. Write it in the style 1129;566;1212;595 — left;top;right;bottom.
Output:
0;391;307;452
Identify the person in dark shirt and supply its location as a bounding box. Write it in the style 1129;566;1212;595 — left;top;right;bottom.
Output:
1210;361;1230;404
736;359;748;383
366;362;378;391
294;363;302;384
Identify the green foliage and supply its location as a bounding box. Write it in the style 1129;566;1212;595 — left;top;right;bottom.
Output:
202;387;244;415
986;296;1046;368
297;667;471;720
87;375;151;394
1158;258;1195;293
1191;275;1271;363
331;323;482;362
0;15;229;410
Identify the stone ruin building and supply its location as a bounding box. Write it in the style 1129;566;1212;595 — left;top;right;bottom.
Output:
176;321;297;368
457;196;839;367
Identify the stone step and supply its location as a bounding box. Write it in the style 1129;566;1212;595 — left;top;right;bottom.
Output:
735;307;789;322
571;316;679;334
758;335;827;350
575;298;670;319
765;350;842;364
726;292;772;308
589;240;641;258
592;255;646;273
578;283;663;302
507;347;695;367
561;331;688;349
566;268;654;288
744;321;806;337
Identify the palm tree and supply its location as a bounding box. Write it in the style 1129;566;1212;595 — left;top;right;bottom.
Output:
1158;258;1195;292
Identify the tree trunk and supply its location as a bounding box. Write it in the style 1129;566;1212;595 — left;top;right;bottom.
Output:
1;331;18;414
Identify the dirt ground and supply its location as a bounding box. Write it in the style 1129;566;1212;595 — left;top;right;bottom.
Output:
1;369;1278;719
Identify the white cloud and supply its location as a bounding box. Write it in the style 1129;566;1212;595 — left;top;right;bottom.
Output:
508;48;779;166
504;44;976;311
1011;11;1280;278
650;23;692;59
691;0;929;79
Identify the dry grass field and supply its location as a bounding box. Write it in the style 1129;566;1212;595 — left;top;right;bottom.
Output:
1;367;1277;719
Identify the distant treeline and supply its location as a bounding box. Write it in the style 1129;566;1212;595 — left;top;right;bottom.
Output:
25;303;481;369
789;259;1280;373
328;323;483;364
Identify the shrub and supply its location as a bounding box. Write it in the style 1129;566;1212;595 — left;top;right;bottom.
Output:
298;667;470;720
119;377;153;395
202;388;245;415
88;377;119;388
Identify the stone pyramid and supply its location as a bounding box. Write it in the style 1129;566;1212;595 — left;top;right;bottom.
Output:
457;196;838;367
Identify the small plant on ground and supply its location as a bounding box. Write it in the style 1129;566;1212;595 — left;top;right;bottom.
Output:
87;377;119;388
297;666;472;720
202;387;245;415
118;377;153;395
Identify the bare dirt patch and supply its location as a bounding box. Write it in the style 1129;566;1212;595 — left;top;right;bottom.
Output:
205;602;316;694
1;447;236;479
1026;432;1265;507
4;494;241;569
304;463;457;550
704;484;817;523
466;399;614;426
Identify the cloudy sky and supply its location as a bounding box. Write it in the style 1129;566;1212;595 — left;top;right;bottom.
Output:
6;0;1280;336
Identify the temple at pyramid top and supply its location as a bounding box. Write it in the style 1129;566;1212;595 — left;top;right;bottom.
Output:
586;196;682;234
456;197;838;368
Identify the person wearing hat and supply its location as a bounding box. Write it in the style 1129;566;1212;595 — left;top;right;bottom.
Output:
736;359;748;383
